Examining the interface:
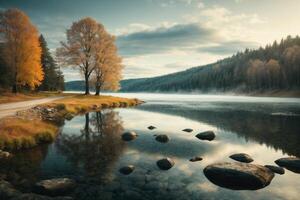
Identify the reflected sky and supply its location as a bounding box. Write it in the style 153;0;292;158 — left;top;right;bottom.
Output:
1;94;299;200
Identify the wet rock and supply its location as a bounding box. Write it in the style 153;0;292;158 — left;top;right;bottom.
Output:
182;128;193;133
64;113;74;121
203;162;274;190
34;178;76;196
156;158;175;170
275;157;300;173
195;131;215;141
121;131;137;141
229;153;254;163
155;135;169;143
148;126;156;130
0;180;21;199
189;156;203;162
0;150;12;159
264;165;285;175
119;165;135;175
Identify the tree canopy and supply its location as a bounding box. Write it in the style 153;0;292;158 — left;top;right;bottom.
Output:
0;8;43;93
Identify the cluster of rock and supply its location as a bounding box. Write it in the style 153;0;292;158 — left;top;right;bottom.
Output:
120;126;300;192
0;150;11;159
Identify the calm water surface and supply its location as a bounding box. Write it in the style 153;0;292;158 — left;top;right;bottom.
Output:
2;93;300;200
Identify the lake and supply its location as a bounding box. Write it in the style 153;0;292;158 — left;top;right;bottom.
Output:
1;93;300;200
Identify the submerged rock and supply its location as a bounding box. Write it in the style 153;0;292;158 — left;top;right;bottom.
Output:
264;165;285;175
275;157;300;173
119;165;135;175
34;178;76;196
203;162;274;190
189;156;203;162
157;158;175;170
195;131;215;141
121;131;138;141
229;153;254;163
182;128;193;133
155;134;170;143
148;126;156;130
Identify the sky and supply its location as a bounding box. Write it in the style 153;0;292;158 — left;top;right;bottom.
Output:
0;0;300;81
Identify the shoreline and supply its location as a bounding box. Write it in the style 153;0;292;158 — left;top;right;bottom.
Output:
0;94;143;151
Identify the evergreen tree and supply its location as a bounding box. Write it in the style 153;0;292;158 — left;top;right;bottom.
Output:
39;34;64;91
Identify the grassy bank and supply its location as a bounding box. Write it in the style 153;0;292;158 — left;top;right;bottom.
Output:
0;94;142;151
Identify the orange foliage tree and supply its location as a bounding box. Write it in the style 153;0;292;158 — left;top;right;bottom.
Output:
92;32;123;95
0;8;43;93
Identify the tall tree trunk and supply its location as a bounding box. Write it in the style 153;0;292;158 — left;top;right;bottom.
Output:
95;76;100;96
84;73;90;95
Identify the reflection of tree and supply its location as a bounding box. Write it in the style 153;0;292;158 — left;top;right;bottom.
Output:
56;111;125;183
0;144;49;192
138;104;300;157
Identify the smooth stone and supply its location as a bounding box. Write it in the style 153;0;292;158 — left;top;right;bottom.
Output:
34;178;76;196
155;134;170;143
0;150;12;159
189;156;203;162
195;131;215;141
203;162;274;190
275;157;300;173
230;153;254;163
156;158;175;170
264;165;285;175
182;128;193;133
121;131;137;141
148;126;156;130
119;165;135;175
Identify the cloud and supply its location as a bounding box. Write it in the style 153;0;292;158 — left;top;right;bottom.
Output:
198;40;259;55
117;23;219;56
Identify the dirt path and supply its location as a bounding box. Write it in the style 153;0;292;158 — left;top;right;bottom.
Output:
0;96;63;118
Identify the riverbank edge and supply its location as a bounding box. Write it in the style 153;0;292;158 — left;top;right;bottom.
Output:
0;94;143;151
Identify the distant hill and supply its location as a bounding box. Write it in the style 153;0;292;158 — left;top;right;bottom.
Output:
65;80;86;91
65;36;300;94
120;36;300;93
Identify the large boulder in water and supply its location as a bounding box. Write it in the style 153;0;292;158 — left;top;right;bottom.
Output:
229;153;254;163
121;131;137;141
275;157;300;173
156;158;175;170
196;131;215;141
119;165;135;175
203;162;274;190
34;178;76;196
155;134;169;143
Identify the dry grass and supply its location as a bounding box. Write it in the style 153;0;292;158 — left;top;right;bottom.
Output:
0;94;142;151
47;94;142;114
0;117;58;150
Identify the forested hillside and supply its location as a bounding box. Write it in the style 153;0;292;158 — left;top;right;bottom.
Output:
121;36;300;93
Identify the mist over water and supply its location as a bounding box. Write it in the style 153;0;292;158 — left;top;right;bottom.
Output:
2;93;300;200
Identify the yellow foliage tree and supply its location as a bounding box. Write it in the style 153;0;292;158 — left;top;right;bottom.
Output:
92;31;123;95
0;8;43;93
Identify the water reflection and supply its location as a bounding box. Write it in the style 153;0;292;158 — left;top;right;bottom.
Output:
56;111;125;184
137;103;300;157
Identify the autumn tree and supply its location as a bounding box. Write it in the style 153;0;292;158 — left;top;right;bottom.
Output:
39;35;64;91
56;17;105;95
0;8;43;93
92;32;123;95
